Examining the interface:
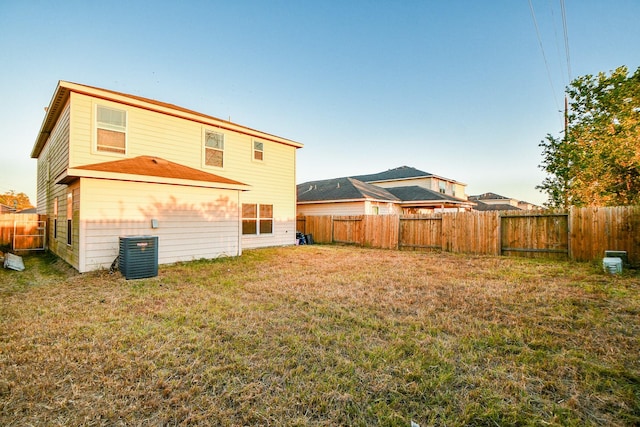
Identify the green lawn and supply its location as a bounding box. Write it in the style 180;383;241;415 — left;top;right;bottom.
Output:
1;246;638;426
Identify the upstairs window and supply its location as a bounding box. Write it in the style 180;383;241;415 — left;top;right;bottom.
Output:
96;105;126;154
205;131;224;167
439;181;446;194
253;141;264;161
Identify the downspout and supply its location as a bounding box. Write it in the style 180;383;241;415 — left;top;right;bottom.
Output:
237;191;242;256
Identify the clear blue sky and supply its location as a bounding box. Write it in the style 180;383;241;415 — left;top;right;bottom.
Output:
1;0;639;206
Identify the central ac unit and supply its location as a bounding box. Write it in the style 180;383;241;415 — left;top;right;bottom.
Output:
119;236;158;280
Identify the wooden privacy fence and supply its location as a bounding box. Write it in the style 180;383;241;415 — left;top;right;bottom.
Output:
297;206;640;265
0;214;47;251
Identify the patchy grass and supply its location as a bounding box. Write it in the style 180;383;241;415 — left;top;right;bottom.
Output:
1;246;638;426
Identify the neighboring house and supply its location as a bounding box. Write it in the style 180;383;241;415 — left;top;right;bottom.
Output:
469;192;540;211
297;177;403;216
31;81;302;272
0;204;16;213
352;166;467;200
297;166;473;216
17;207;38;214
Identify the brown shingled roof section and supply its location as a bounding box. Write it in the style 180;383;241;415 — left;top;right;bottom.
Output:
75;156;246;186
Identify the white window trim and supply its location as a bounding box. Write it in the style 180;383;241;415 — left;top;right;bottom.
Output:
66;191;73;247
242;203;273;235
94;103;127;156
202;128;225;169
252;139;265;163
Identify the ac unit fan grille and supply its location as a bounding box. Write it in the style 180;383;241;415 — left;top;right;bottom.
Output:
119;236;158;280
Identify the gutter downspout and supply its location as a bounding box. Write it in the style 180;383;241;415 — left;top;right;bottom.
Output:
237;191;242;256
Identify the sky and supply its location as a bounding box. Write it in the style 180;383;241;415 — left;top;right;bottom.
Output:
1;0;639;207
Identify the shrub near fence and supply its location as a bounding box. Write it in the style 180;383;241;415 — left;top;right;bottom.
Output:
297;206;640;265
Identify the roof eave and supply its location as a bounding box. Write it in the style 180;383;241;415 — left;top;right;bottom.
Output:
399;200;473;207
31;81;70;158
32;81;303;159
61;168;251;191
297;197;398;205
65;81;303;148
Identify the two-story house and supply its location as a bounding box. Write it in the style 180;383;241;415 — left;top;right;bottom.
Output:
297;166;473;216
31;81;302;272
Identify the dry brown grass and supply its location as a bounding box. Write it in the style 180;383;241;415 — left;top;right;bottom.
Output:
1;246;638;426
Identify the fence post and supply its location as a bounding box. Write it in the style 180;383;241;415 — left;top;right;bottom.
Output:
567;206;573;261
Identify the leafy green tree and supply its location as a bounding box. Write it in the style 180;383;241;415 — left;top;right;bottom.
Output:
0;190;34;211
538;66;640;207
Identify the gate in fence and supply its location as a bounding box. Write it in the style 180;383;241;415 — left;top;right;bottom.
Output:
0;214;47;251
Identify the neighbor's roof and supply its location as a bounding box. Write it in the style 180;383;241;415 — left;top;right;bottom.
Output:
351;166;466;186
351;166;432;182
32;80;303;158
297;179;474;206
472;201;522;211
385;186;471;205
469;192;510;201
297;177;400;203
57;156;249;191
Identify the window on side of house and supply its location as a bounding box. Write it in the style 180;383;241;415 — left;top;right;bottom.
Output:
204;130;224;167
242;203;273;235
66;192;73;246
259;204;273;234
253;140;264;161
96;105;127;154
53;197;58;239
439;180;446;194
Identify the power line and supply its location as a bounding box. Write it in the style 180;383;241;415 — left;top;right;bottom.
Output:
528;0;561;112
560;0;571;81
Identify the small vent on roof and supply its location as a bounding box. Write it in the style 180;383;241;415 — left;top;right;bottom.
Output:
152;158;168;165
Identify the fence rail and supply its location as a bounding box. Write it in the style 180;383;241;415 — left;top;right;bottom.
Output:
297;206;640;266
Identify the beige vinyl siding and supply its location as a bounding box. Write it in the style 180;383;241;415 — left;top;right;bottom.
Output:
78;178;241;272
36;100;71;214
69;93;201;167
35;100;75;266
453;183;467;199
67;92;298;256
368;201;402;215
45;182;80;270
297;202;367;217
236;139;297;248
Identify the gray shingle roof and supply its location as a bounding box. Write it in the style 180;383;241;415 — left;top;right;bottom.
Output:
297;177;400;203
469;192;509;201
472;201;522;211
350;166;432;182
385;186;466;203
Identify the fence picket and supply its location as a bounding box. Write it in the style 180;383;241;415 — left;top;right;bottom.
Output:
297;206;639;265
